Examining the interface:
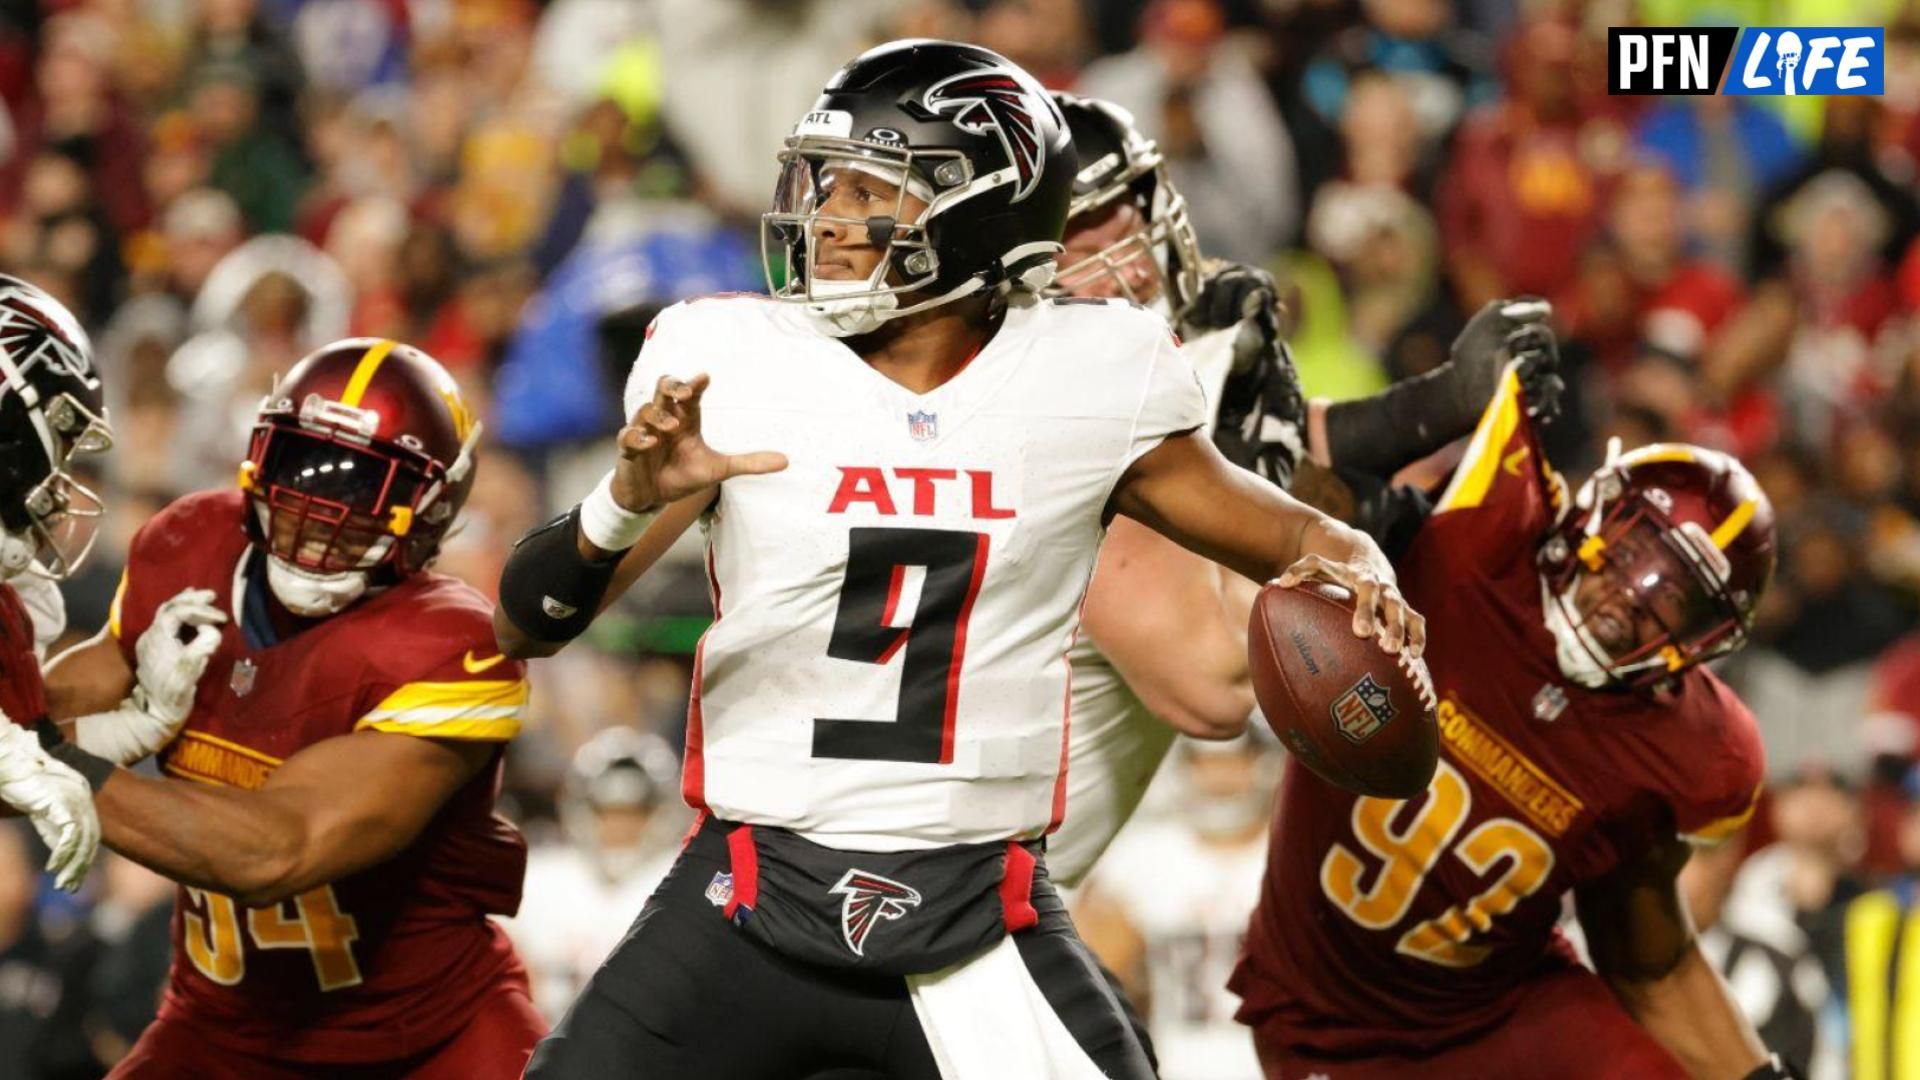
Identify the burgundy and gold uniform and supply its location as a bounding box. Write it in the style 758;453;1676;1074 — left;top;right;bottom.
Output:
107;489;536;1071
0;584;46;727
1230;371;1765;1077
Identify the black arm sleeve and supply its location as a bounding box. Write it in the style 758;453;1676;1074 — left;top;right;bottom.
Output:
35;718;114;792
497;506;624;645
1323;363;1486;478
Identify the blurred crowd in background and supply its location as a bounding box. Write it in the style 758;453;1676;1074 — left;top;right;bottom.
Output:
1;0;1919;1076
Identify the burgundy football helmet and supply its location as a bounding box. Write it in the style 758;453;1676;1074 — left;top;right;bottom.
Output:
240;338;479;614
1538;441;1775;690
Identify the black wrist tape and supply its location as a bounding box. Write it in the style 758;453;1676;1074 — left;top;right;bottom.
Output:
43;732;115;793
32;717;65;751
498;505;623;644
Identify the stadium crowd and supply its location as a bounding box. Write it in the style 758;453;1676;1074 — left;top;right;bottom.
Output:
0;0;1918;1076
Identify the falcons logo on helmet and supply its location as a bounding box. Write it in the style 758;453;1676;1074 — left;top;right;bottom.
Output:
923;69;1049;203
830;869;922;957
0;290;94;386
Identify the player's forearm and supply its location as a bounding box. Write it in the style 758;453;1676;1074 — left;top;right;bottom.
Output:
1607;944;1767;1079
96;770;312;905
1083;521;1252;738
42;629;137;720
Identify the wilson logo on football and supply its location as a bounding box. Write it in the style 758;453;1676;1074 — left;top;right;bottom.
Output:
1331;673;1397;744
830;869;922;957
923;69;1047;202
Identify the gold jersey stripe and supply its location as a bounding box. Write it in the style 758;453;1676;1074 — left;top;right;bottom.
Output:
108;569;128;639
1681;783;1762;845
356;716;522;741
1434;367;1523;514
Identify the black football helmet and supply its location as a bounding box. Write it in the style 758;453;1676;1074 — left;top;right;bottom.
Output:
1050;92;1203;318
0;275;110;581
762;39;1074;335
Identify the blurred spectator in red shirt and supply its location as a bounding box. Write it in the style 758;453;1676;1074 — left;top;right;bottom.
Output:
1435;14;1627;311
0;12;151;239
1560;161;1744;374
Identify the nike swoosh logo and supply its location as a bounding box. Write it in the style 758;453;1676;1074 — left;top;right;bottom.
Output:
1502;446;1531;476
463;650;508;674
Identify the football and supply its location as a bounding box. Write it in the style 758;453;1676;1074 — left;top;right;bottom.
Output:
1247;580;1439;799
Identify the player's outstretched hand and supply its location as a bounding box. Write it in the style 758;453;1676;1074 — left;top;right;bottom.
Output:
126;588;226;752
611;375;788;512
1276;554;1427;659
1449;297;1551;406
0;719;99;892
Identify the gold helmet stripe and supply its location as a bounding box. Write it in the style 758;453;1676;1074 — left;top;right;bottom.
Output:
339;339;398;408
1710;499;1757;550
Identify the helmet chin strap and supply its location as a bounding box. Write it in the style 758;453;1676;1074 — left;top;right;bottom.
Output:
804;276;903;337
1540;576;1614;689
265;556;368;617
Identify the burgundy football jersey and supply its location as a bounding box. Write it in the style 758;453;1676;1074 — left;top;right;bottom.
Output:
111;490;532;1063
0;583;46;727
1230;370;1765;1055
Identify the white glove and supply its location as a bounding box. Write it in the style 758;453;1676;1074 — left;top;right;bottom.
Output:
0;720;100;892
75;588;225;765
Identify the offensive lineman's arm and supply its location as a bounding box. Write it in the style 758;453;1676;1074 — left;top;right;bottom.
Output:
1575;834;1770;1079
1111;431;1425;656
94;731;493;906
1079;517;1253;738
42;629;134;731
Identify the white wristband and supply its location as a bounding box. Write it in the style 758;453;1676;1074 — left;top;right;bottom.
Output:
579;471;658;552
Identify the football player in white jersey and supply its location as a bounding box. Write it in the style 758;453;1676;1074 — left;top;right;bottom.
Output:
505;727;684;1020
1079;734;1281;1080
1044;93;1562;892
497;41;1421;1080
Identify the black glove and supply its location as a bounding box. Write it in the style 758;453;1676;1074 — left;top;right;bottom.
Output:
1449;297;1562;423
1204;265;1305;488
1182;263;1277;333
1505;319;1566;424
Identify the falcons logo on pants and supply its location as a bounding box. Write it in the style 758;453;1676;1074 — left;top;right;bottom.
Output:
830;869;923;957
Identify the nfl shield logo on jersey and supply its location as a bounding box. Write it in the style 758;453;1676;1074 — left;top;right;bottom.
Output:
1330;673;1396;744
230;658;257;697
830;869;922;957
1533;684;1569;723
907;410;938;442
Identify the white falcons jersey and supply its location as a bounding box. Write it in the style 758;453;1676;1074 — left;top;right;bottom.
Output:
1049;324;1238;887
627;294;1206;851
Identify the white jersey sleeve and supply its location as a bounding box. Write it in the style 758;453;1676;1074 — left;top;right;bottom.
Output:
621;300;715;417
1120;324;1209;472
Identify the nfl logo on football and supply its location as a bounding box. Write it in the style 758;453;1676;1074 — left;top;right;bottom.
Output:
1331;673;1396;744
907;410;938;442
